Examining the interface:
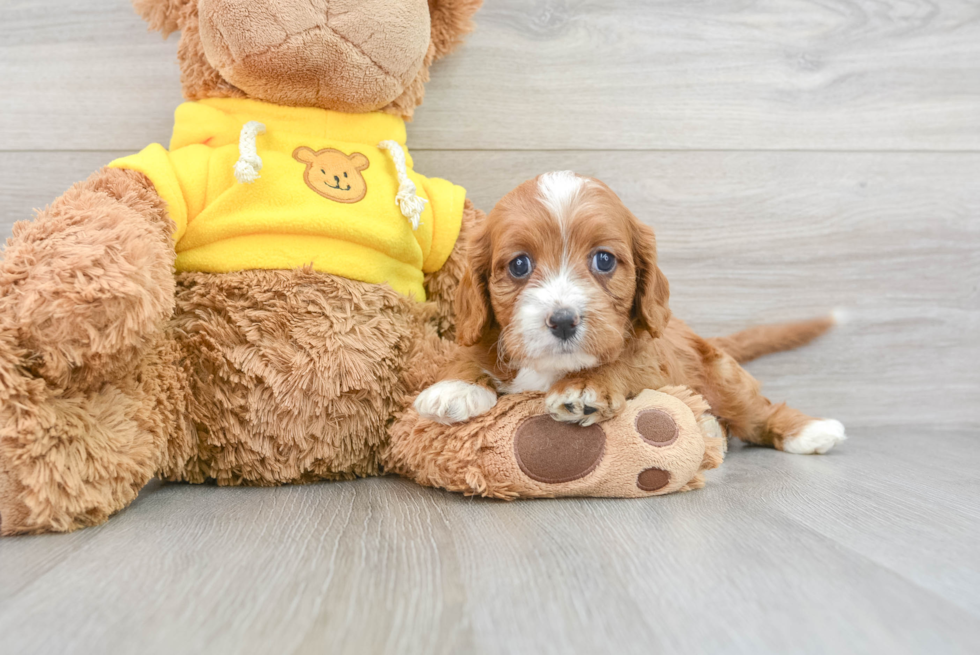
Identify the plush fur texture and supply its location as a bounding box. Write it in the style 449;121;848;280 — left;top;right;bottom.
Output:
421;172;844;452
0;168;184;533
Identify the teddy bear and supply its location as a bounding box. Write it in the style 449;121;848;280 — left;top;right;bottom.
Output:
0;0;726;536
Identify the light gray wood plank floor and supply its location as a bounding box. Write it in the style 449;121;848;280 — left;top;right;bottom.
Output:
1;1;978;654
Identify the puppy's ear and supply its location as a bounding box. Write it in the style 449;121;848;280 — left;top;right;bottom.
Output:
454;223;494;347
132;0;193;36
428;0;483;61
630;219;671;339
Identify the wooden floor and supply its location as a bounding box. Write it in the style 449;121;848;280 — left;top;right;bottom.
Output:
1;1;978;653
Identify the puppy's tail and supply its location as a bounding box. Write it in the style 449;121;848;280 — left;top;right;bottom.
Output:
710;315;836;364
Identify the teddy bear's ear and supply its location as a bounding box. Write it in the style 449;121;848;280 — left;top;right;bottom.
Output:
293;147;316;164
428;0;483;62
349;153;371;171
131;0;194;37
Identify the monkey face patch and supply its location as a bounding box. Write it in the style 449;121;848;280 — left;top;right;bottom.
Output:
293;147;370;203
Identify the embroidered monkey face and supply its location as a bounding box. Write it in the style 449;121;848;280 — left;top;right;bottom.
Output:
293;147;370;203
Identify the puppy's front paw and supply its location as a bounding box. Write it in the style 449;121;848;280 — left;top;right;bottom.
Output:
415;380;498;425
546;380;625;426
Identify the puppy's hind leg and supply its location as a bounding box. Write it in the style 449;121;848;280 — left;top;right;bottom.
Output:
699;346;846;455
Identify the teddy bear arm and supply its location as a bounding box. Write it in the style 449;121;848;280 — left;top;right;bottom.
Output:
0;167;190;534
0;167;178;387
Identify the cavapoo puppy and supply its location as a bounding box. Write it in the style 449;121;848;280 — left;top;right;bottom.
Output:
415;171;846;455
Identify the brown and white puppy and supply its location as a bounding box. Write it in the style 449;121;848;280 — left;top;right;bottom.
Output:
415;171;846;455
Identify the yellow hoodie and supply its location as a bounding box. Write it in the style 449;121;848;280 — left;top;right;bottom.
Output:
110;98;466;300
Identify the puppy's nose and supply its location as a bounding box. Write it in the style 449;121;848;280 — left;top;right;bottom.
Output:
547;308;580;341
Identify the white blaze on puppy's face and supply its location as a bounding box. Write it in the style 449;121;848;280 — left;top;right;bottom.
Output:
537;170;588;245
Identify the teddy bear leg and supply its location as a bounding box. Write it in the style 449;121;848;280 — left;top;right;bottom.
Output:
0;330;189;535
385;387;726;500
0;168;184;534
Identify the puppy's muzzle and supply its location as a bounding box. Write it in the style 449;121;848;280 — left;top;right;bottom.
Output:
547;308;580;341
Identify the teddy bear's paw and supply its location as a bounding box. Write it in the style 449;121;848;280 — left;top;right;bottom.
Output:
613;392;707;495
498;389;714;498
414;380;498;425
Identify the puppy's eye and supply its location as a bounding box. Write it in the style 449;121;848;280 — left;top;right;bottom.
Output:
508;255;533;279
592;251;617;274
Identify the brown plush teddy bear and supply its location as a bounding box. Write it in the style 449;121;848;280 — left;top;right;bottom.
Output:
0;0;727;536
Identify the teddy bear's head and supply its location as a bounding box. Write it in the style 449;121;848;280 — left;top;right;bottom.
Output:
133;0;482;118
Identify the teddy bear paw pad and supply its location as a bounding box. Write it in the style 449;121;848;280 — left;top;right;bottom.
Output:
635;409;679;447
637;467;671;492
513;415;606;484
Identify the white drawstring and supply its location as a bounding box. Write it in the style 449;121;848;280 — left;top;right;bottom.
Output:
378;140;427;231
234;121;266;184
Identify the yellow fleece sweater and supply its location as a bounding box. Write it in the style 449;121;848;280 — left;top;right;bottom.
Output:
110;98;466;300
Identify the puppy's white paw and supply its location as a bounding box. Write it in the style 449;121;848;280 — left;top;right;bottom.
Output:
414;380;498;425
783;419;847;455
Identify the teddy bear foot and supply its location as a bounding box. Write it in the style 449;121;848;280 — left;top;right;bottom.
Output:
500;388;725;498
386;387;726;500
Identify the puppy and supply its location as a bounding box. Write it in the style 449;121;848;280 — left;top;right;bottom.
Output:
415;171;846;455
